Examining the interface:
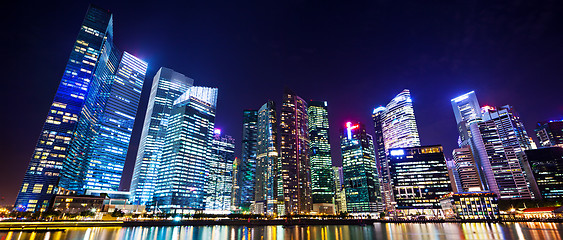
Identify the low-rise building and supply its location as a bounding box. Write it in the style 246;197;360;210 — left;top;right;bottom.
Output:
51;195;105;214
440;192;499;220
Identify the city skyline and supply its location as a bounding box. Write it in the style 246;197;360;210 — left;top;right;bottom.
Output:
2;1;563;205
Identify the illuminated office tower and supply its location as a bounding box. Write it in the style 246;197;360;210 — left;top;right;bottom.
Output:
234;110;258;212
15;5;114;212
451;91;482;146
388;145;451;215
445;159;462;193
372;89;421;213
381;89;421;151
253;101;279;215
205;130;235;213
280;89;311;214
469;120;533;199
372;106;392;212
130;68;193;205
452;147;482;192
524;147;563;199
332;166;344;213
308;101;335;214
231;157;241;211
481;105;534;153
535;120;563;148
340;122;382;213
60;51;147;193
154;87;218;213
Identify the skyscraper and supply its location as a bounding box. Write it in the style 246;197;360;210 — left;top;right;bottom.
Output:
388;145;452;216
452;147;482;192
253;101;279;215
340;122;382;213
205;129;235;213
451;91;482;146
450;92;535;199
372;89;421;213
130;68;193;206
154;87;218;213
14;5;138;212
308;101;335;214
535;120;563;148
280;89;311;214
469;120;533;199
234;110;258;212
524;147;563;199
59;51;147;193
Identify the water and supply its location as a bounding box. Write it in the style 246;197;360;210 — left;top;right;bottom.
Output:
1;222;562;240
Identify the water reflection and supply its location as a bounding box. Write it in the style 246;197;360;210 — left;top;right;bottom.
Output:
0;222;562;240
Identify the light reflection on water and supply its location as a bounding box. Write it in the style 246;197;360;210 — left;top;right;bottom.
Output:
1;222;562;240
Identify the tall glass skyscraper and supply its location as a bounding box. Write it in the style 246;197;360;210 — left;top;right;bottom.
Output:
130;67;193;206
372;89;421;214
205;130;235;213
451;91;482;147
340;122;382;213
253;101;279;215
15;5;142;212
280;89;312;214
154;87;218;213
308;101;335;213
235;110;258;212
59;51;147;193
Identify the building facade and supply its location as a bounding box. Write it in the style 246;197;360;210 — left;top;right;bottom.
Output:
234;110;258;212
372;89;421;214
130;67;193;206
154;87;218;213
280;89;312;214
440;192;499;220
452;147;482;192
535;120;563;148
340;122;382;213
59;51;147;193
253;101;279;215
15;6;146;212
388;145;452;216
524;147;563;199
205;130;235;213
308;101;335;213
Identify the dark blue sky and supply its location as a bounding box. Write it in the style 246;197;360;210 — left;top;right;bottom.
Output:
1;0;562;205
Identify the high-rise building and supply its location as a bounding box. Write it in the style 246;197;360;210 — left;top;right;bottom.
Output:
205;129;235;213
154;87;218;213
234;110;258;212
253;101;279;215
452;147;482;192
280;89;311;214
130;68;193;206
451;91;482;147
524;147;563;199
372;89;421;213
445;159;462;193
231;157;241;211
332;166;344;213
469;120;533;199
308;101;335;214
59;51;147;193
14;5;139;212
535;120;563;148
450;92;535;200
340;122;382;213
388;145;452;215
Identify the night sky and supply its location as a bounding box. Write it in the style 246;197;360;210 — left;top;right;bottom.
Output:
1;0;562;205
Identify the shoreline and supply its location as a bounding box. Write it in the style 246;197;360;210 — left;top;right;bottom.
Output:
1;218;562;230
